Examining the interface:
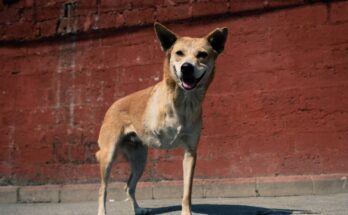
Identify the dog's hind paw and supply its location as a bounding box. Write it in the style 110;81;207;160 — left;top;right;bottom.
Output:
135;207;152;215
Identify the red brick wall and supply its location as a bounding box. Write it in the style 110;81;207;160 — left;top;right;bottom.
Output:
1;0;348;185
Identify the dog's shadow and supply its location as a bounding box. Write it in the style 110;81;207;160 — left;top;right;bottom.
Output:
149;204;317;215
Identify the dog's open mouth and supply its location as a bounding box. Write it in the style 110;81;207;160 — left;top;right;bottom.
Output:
181;72;206;90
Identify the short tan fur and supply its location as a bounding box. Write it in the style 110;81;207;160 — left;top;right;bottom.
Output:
96;22;228;215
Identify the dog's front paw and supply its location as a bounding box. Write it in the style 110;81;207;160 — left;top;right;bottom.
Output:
181;203;192;215
180;210;192;215
135;207;152;215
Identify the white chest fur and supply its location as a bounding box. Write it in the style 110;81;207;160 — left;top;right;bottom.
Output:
142;86;184;149
146;120;183;149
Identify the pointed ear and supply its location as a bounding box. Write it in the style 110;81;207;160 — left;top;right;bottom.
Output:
206;27;228;54
154;22;178;51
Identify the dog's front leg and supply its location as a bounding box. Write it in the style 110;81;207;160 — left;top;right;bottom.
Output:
181;149;196;215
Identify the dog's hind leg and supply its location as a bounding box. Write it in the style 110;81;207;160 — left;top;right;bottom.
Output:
123;140;150;215
97;153;112;215
96;125;122;215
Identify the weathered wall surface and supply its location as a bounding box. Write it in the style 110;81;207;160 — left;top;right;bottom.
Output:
0;0;348;185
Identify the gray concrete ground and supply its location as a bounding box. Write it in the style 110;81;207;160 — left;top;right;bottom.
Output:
0;193;347;215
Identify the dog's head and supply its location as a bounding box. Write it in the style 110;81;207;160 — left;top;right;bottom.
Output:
155;22;228;91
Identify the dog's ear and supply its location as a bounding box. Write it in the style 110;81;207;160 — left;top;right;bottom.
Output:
154;22;178;51
206;27;228;54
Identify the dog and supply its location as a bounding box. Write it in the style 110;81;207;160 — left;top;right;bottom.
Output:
96;22;228;215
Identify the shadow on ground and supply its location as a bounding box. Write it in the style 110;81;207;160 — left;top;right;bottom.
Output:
150;204;317;215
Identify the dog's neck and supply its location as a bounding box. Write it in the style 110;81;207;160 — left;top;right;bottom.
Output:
160;56;208;124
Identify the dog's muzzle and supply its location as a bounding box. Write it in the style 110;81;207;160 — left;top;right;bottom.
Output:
180;63;205;90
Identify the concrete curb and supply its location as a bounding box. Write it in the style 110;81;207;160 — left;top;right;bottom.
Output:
0;173;346;203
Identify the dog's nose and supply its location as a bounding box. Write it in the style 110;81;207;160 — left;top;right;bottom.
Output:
181;63;194;73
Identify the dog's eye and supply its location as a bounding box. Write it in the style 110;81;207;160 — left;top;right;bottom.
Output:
197;51;208;59
176;50;184;56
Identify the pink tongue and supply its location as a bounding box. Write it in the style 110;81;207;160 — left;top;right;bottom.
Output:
182;81;194;90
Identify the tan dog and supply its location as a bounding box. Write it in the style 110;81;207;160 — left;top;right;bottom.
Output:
96;22;228;215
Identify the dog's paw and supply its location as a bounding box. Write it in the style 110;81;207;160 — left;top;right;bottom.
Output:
135;207;152;215
180;211;192;215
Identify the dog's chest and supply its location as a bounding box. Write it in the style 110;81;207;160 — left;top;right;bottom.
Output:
142;89;188;149
143;104;184;149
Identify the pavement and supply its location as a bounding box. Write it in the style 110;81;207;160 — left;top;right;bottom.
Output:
1;193;347;215
1;174;348;204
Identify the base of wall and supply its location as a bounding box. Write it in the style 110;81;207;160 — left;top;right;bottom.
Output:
0;173;347;204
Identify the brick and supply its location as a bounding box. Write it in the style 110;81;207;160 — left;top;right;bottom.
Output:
153;159;182;180
0;6;21;24
0;186;18;203
0;131;12;163
204;85;348;136
271;4;328;26
95;12;125;30
190;1;229;17
156;5;191;22
35;4;63;21
24;0;34;7
69;144;87;163
0;163;12;182
162;0;189;6
78;0;97;7
35;0;66;7
15;146;53;165
19;8;34;22
100;27;154;47
36;19;58;38
75;0;98;16
330;1;348;23
56;17;77;34
60;183;99;202
230;0;267;12
99;43;156;68
123;8;155;26
19;185;60;203
230;0;304;13
231;3;327;31
131;0;162;8
3;22;35;40
33;164;100;184
99;0;132;12
266;0;304;8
